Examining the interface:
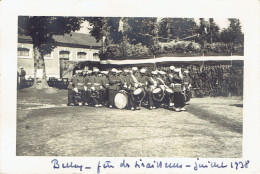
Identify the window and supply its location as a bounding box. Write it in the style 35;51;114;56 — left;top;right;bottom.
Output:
59;51;70;60
77;52;87;60
18;47;30;57
93;53;99;60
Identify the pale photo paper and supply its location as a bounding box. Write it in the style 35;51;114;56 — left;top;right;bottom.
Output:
0;0;260;173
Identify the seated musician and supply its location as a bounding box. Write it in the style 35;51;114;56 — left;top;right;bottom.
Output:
108;68;121;108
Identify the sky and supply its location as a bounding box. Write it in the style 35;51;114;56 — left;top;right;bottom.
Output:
76;18;244;34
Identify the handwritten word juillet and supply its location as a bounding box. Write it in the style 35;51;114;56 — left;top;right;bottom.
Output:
51;158;250;174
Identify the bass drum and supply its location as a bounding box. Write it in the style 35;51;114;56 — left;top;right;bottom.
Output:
152;87;164;101
133;88;145;102
114;90;128;109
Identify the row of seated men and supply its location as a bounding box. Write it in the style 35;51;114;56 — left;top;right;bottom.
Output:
67;66;192;112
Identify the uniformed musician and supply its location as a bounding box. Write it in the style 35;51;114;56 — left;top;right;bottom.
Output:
67;70;78;106
108;68;121;108
147;71;159;110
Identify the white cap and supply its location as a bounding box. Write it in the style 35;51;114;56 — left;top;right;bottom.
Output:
111;68;117;72
101;71;109;74
169;66;175;70
20;66;24;69
123;69;130;73
132;67;138;71
140;69;146;73
159;71;166;75
151;71;158;75
93;68;99;72
174;68;181;72
184;70;189;74
87;70;93;74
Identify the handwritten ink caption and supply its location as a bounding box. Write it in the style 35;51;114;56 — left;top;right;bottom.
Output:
51;158;250;173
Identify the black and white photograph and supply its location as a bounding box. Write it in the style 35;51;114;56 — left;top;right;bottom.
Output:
1;0;260;173
16;16;244;157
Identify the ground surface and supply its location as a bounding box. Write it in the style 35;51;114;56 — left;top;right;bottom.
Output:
17;88;243;157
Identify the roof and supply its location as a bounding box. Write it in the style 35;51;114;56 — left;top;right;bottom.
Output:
18;32;102;48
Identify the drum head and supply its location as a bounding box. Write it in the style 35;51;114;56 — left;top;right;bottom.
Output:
153;88;164;101
134;88;142;95
134;89;145;102
114;92;128;109
153;88;161;94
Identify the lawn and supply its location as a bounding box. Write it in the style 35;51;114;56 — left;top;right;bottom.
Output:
16;88;243;157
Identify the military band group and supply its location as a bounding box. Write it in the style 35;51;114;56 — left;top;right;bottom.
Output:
67;66;192;112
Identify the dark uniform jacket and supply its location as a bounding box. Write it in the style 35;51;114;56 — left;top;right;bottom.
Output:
68;75;77;90
168;73;183;84
76;76;85;90
147;77;160;92
101;76;110;90
108;75;121;90
92;76;102;90
128;74;142;90
84;76;94;89
139;75;148;88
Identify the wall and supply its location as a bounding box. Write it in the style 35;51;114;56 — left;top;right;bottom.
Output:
17;43;100;79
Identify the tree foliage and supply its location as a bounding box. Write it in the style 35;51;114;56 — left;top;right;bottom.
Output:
158;18;198;42
18;16;84;55
220;19;244;45
18;16;84;89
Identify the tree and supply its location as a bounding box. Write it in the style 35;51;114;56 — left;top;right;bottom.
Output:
18;16;84;89
219;19;244;54
125;17;157;46
158;18;198;42
208;18;220;43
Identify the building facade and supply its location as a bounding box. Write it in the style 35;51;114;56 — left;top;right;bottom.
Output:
17;33;102;79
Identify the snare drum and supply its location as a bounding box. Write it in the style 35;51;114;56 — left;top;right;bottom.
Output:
133;88;145;102
165;88;174;95
173;84;182;92
114;90;128;109
152;87;164;101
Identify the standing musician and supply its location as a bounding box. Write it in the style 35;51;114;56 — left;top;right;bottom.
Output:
84;70;93;106
167;66;176;107
147;71;160;110
183;70;192;105
67;70;78;106
170;68;186;112
75;70;86;106
139;68;148;105
120;69;130;90
157;71;171;107
108;68;121;108
128;67;142;111
92;68;103;107
100;71;110;106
